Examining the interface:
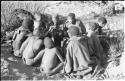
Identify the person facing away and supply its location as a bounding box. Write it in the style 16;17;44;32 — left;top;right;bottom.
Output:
26;37;64;76
64;26;95;77
86;22;104;64
20;27;44;66
96;17;107;35
12;18;34;57
64;13;86;35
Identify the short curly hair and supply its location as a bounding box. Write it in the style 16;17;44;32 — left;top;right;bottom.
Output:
68;26;79;36
44;37;54;49
98;17;107;25
87;22;99;31
68;13;75;19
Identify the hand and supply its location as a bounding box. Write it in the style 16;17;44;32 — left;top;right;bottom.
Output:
25;58;34;65
14;50;22;57
50;26;56;30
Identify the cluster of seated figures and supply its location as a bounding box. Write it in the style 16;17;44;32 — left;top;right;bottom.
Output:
11;11;110;79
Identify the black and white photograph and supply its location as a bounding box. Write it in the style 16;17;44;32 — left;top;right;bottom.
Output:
1;1;125;80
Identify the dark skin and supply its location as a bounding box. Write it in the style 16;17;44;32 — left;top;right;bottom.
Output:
26;37;64;76
20;29;44;65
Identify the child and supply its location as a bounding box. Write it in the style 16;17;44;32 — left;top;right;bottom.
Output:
86;22;104;64
64;26;95;78
96;17;107;35
12;18;34;57
50;14;64;47
27;37;64;76
20;28;44;66
96;17;110;52
33;12;42;29
33;12;46;36
64;13;86;35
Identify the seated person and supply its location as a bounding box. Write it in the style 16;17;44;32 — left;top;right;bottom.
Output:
96;17;107;35
12;18;34;57
33;12;46;35
96;17;109;52
20;28;44;66
47;14;64;47
34;12;42;29
64;26;98;78
86;22;104;65
64;13;86;35
26;37;64;76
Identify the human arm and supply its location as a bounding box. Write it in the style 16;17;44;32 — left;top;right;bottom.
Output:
25;49;45;64
55;48;64;63
79;21;86;34
20;36;31;55
12;30;18;42
33;49;45;62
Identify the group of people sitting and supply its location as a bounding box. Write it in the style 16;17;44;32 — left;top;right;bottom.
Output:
11;12;108;78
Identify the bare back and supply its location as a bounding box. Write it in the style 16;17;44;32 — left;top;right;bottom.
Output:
23;36;43;59
41;48;58;70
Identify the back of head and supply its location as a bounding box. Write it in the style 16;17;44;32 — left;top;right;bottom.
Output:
68;13;75;19
98;17;107;25
87;22;99;32
22;18;34;32
68;26;79;36
44;37;54;49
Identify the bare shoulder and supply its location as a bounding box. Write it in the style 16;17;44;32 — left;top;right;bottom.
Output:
37;39;43;45
52;47;57;51
27;36;33;40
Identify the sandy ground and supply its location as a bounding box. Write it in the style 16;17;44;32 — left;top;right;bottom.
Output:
1;45;65;80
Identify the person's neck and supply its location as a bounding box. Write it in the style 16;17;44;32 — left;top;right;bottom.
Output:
33;34;40;38
72;19;76;24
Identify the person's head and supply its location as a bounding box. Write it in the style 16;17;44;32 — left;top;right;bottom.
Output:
34;12;42;21
44;37;54;49
52;14;59;25
97;17;107;27
67;13;76;23
86;22;99;33
67;26;79;37
17;13;27;20
22;18;34;32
